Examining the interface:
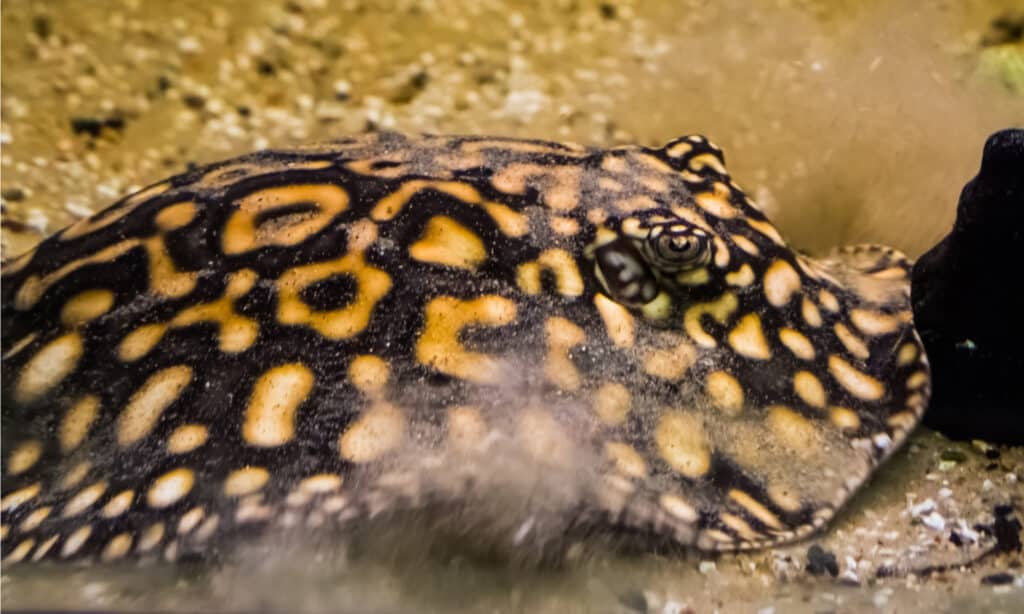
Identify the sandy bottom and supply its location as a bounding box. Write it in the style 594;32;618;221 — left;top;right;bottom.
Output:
2;0;1022;611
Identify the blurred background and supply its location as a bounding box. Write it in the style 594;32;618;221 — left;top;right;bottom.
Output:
2;0;1021;261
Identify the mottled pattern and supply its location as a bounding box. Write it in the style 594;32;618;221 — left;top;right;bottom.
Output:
1;132;930;564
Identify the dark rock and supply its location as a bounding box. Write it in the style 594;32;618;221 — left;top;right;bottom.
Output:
32;14;51;39
70;116;104;137
1;188;26;202
911;128;1024;444
70;114;127;137
183;94;206;110
805;544;839;577
980;572;1015;585
992;505;1022;554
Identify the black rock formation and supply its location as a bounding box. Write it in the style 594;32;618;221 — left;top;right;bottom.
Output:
912;128;1024;445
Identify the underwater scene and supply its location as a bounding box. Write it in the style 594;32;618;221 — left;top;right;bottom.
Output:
2;1;1022;612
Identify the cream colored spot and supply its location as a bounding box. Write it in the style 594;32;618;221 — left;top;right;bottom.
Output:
516;408;572;467
372;180;480;221
416;295;516;384
549;215;580;236
224;467;270;497
147;468;195;508
243;363;314;447
830;407;861;430
346;218;379;252
348;355;389;396
178;507;206;534
834;323;870;360
15;333;83;403
655;412;711;479
167;424;209;454
793;371;826;408
688;152;728;175
491;164;581;210
137;523;165;552
705;371;744;416
409;215;487;270
729;489;784;530
731;234;760;256
61;289;115;327
516;249;584;297
801;297;823;328
101;532;133;561
154;201;197;231
59;461;92;490
5;538;35;563
778;328;815;361
763;260;801;307
545;317;586;391
117;365;193;446
224;184;349;254
19;506;52;531
61;525;92;558
7;440;43;475
888;411;918;431
447;405;487;451
850;309;901;336
713;236;731;268
640;291;674;322
746;218;786;245
32;535;59;562
482;201;529;237
719;512;758;540
818;289;840;312
767;406;818;457
118;323;168;362
101;490;135;518
605;442;647;478
142;235;197;298
827;354;884;403
643;340;697;381
896;343;919;367
277;252;392;340
2;332;37;360
299;474;343;494
676;267;710;286
593;383;632;425
725;264;755;287
594;293;635;348
62;481;107;517
666;140;693;157
694;182;738;219
728;314;772;360
660;493;699;523
906;370;929;390
339;402;406;463
683;292;739;348
58;395;100;453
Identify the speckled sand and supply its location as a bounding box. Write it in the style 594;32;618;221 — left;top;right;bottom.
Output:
2;1;1022;612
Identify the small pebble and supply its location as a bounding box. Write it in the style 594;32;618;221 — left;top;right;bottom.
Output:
922;511;946;531
806;544;839;577
981;572;1014;585
698;560;716;574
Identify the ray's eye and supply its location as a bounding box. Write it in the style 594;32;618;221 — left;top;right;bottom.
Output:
645;225;710;271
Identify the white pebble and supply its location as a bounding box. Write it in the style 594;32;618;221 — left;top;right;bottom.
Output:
938;487;953;498
910;498;936;517
698;560;716;574
922;511;946;531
